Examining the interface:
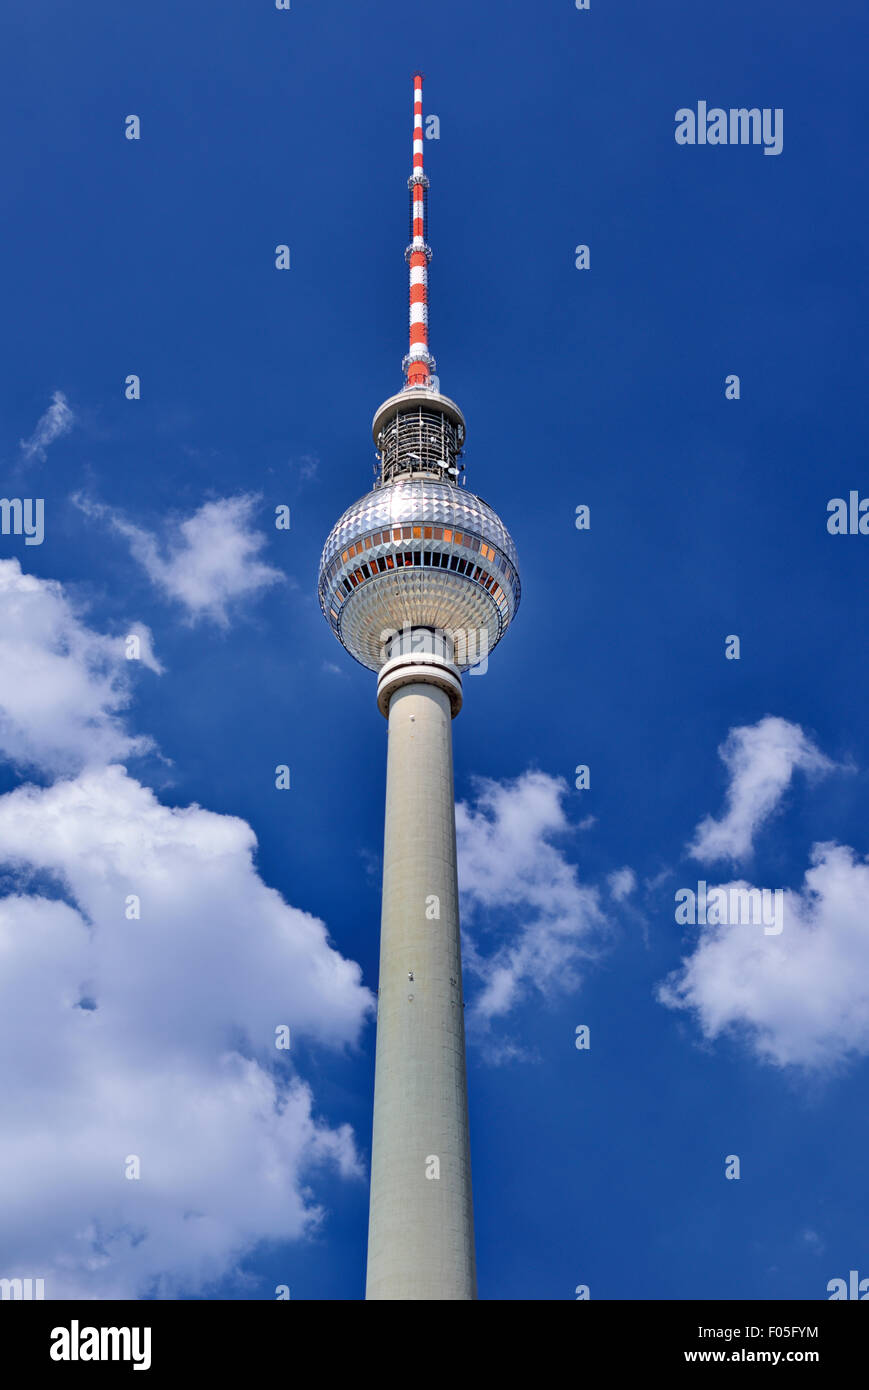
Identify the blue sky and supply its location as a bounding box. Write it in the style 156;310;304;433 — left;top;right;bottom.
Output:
1;0;867;1300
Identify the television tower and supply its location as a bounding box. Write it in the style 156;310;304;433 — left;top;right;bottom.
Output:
318;74;521;1300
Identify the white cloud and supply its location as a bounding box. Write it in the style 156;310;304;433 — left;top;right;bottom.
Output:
0;563;373;1297
608;867;637;901
124;621;164;675
19;390;74;461
688;717;837;864
456;771;608;1023
0;559;154;775
0;766;373;1298
294;453;319;483
658;842;869;1070
75;494;282;626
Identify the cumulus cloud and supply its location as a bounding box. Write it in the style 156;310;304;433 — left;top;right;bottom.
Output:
19;390;75;461
0;559;154;775
0;770;373;1300
124;621;164;675
0;563;372;1297
75;494;282;626
456;771;608;1024
293;453;319;484
688;717;837;864
658;842;869;1070
608;867;637;901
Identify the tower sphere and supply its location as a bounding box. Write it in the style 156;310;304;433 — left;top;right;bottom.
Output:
318;390;520;673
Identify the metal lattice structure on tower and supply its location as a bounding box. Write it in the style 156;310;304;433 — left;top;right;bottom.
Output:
318;75;521;1301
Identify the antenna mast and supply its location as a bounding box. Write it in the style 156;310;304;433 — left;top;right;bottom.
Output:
403;74;435;388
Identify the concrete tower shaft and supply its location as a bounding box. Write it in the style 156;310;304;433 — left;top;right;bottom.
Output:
365;671;476;1300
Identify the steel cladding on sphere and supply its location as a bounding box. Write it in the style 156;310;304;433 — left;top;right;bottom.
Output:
317;469;521;673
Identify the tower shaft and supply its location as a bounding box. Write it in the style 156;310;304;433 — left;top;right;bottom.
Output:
366;669;476;1300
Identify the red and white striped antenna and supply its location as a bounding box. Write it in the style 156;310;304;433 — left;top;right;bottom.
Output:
402;73;435;389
